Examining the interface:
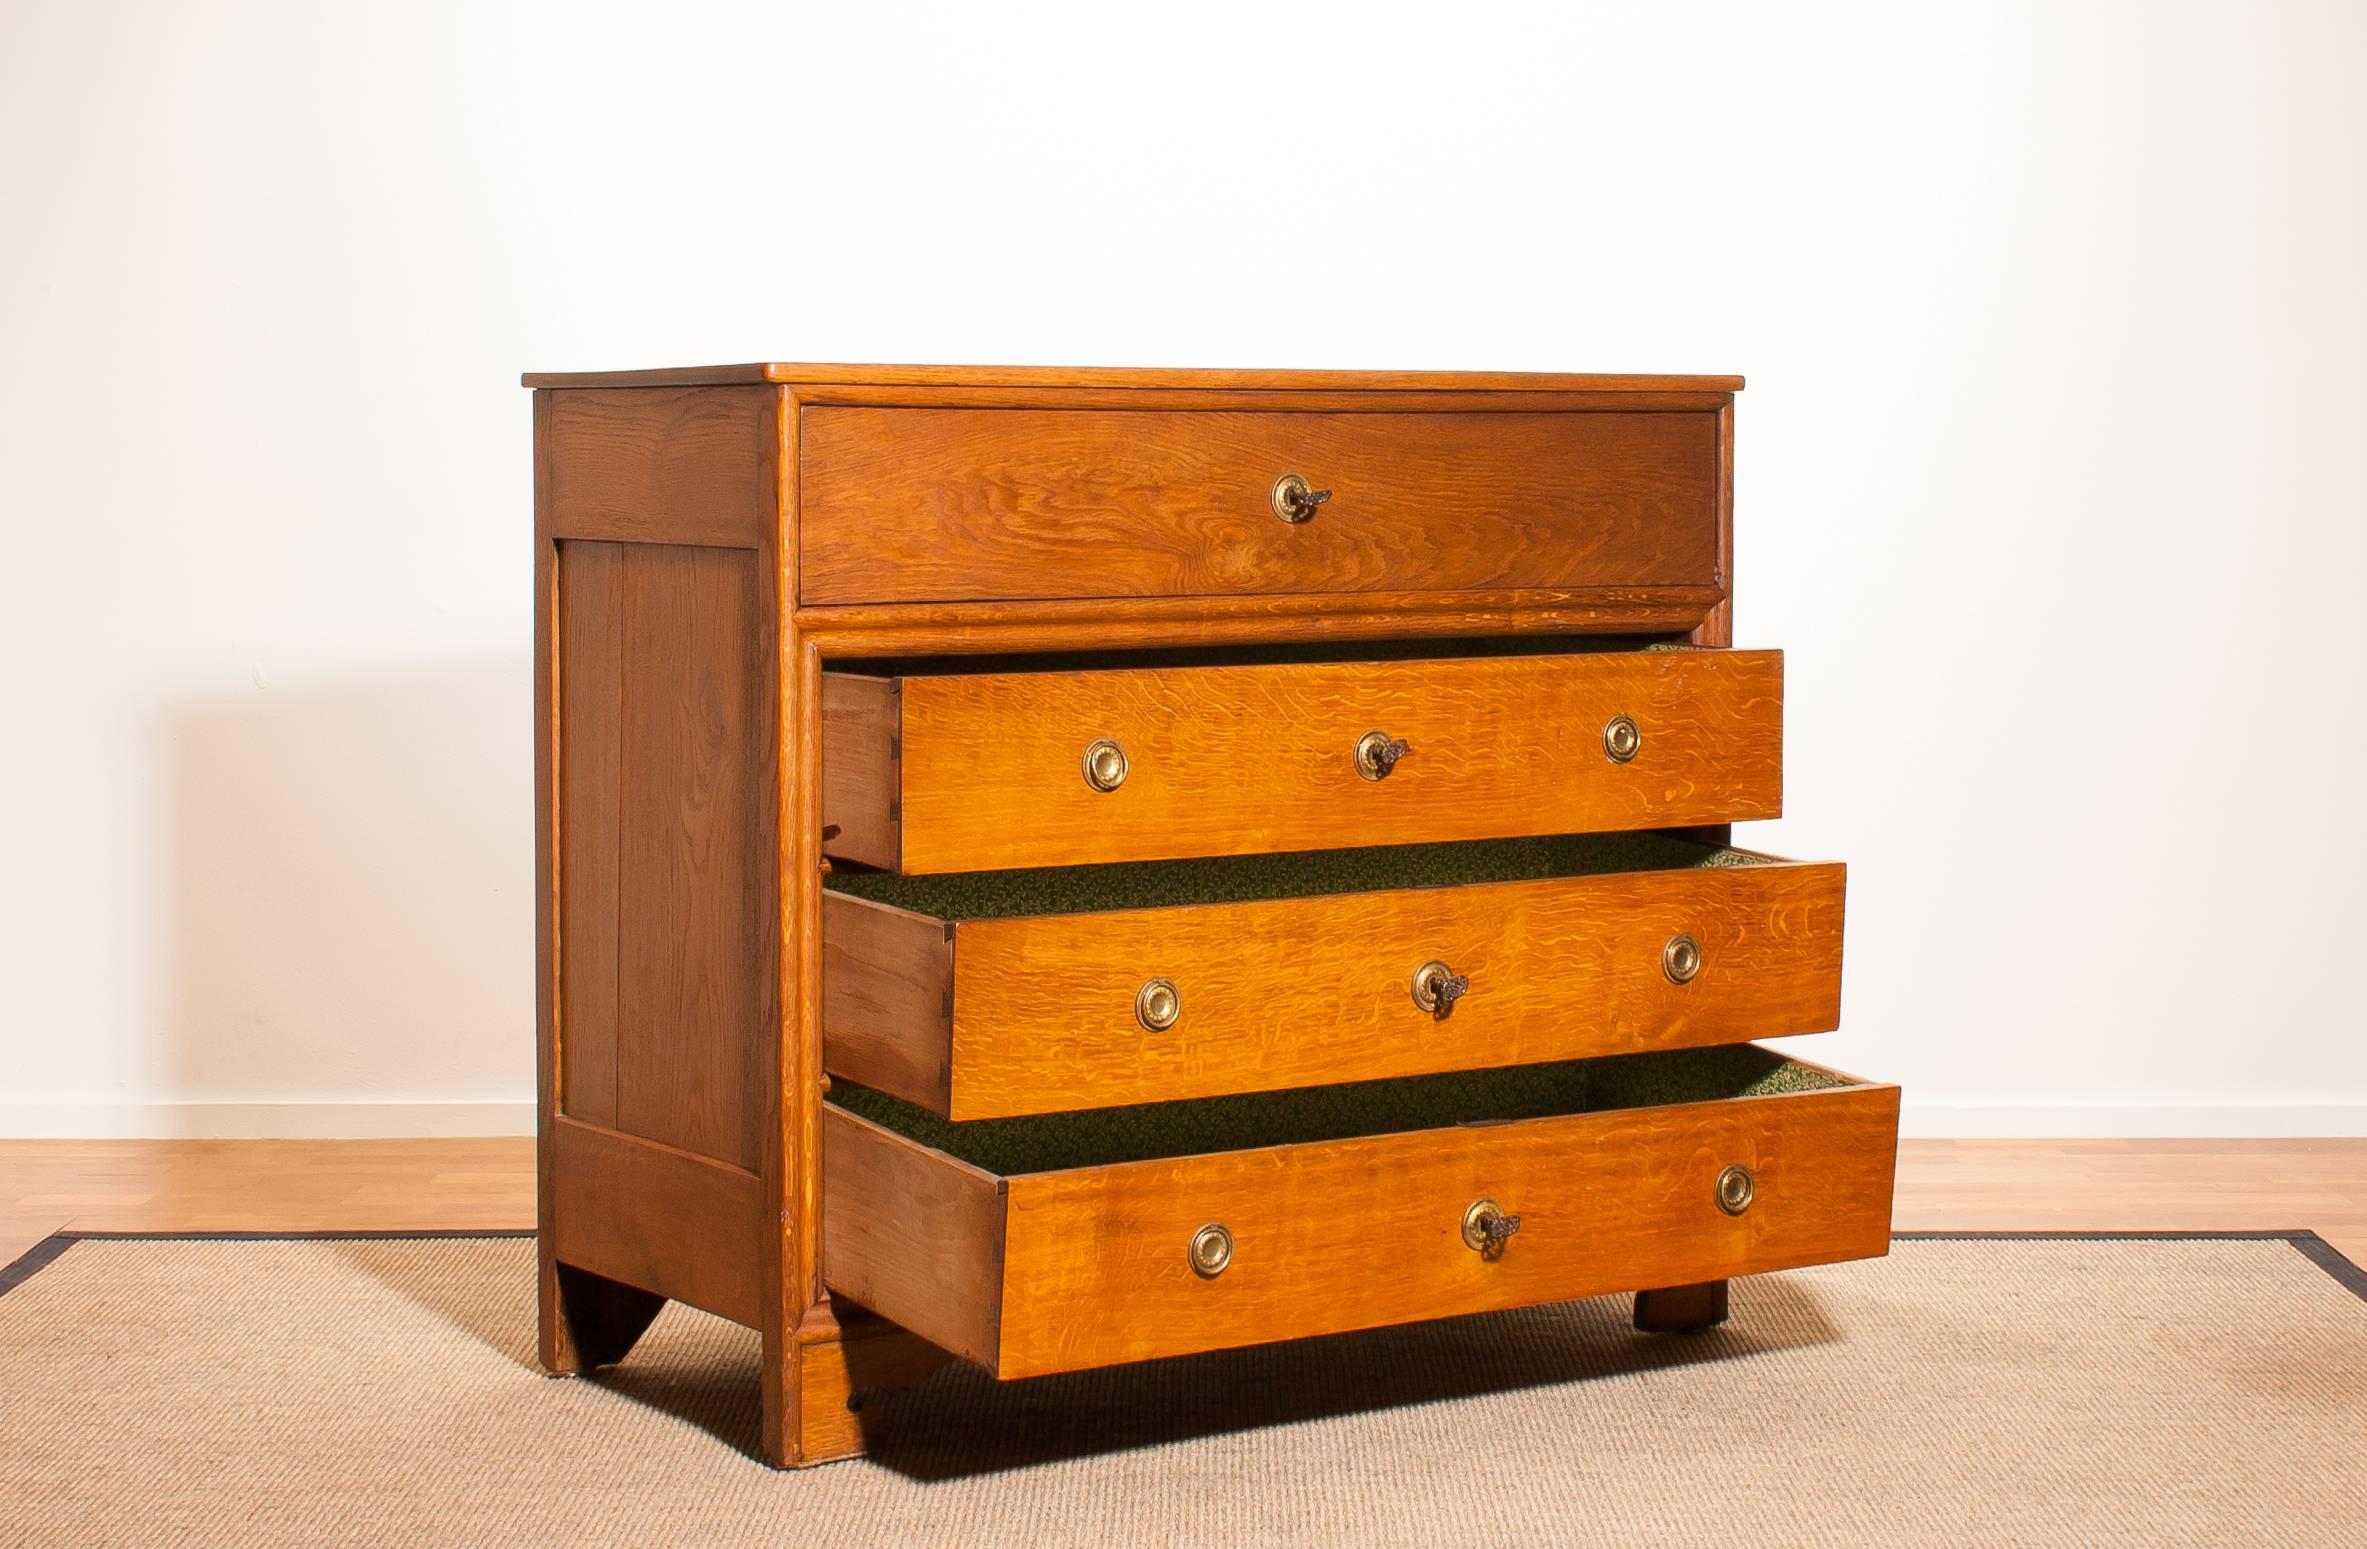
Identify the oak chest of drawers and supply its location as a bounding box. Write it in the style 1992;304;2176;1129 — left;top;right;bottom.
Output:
526;362;1899;1466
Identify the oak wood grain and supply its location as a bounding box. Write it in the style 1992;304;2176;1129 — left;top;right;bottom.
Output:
821;856;1844;1119
800;408;1719;605
825;649;1783;873
550;1117;765;1327
819;1108;1006;1367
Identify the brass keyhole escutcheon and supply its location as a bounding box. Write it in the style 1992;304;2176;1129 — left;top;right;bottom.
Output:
1663;933;1702;985
1355;729;1411;781
1271;472;1333;524
1716;1164;1755;1216
1603;714;1642;763
1189;1223;1234;1277
1411;960;1470;1018
1136;977;1181;1032
1081;738;1128;792
1462;1198;1522;1256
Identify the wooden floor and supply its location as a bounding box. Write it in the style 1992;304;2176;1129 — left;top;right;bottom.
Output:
5;1138;2363;1273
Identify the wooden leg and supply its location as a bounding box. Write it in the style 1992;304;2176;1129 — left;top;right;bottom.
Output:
1633;1279;1731;1333
542;1261;667;1373
769;1299;954;1467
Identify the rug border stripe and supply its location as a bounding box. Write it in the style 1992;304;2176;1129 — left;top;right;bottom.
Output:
4;1229;2361;1304
0;1234;76;1297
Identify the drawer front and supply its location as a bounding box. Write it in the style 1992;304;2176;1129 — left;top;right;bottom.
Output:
798;407;1721;605
823;856;1845;1120
821;1064;1899;1378
822;649;1782;873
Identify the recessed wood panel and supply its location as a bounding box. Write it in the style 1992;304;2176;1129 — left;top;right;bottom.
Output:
591;543;776;1174
820;1065;1899;1378
822;649;1783;873
799;408;1720;605
821;857;1845;1120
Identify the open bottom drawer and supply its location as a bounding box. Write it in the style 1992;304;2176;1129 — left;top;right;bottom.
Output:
822;1045;1899;1378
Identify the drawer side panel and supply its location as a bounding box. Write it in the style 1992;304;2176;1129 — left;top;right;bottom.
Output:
821;1108;1007;1367
821;893;956;1112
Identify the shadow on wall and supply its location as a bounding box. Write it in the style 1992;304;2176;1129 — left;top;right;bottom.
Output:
156;654;532;1117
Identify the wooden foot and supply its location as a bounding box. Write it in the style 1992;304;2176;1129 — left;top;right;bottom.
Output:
1633;1279;1731;1333
765;1299;955;1467
541;1261;667;1373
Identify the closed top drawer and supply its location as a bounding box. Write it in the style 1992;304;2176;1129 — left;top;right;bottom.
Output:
798;407;1721;605
821;646;1781;874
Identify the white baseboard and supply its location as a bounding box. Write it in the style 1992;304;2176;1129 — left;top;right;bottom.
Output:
1898;1102;2367;1139
0;1100;537;1140
4;1098;2361;1142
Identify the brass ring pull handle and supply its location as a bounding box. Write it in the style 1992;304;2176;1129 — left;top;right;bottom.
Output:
1411;960;1470;1018
1603;714;1642;763
1189;1223;1234;1277
1716;1164;1755;1216
1135;977;1181;1031
1462;1198;1522;1257
1355;730;1411;781
1081;738;1129;792
1662;933;1702;985
1271;472;1333;523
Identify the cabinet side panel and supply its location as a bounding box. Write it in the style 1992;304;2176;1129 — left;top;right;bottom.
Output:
556;540;625;1125
612;542;778;1172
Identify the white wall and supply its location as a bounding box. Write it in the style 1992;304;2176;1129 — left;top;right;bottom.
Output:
3;1;2362;1138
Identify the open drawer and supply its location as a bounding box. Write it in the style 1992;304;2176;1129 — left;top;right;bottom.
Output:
820;647;1781;873
824;833;1844;1120
821;1045;1899;1379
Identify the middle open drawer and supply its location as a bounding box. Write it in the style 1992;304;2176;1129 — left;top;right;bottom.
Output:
824;833;1844;1120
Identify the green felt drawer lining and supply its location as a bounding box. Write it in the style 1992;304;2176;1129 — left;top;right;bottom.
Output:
829;1045;1848;1178
827;831;1764;922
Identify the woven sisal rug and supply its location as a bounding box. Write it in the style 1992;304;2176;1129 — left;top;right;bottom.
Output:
3;1233;2362;1546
